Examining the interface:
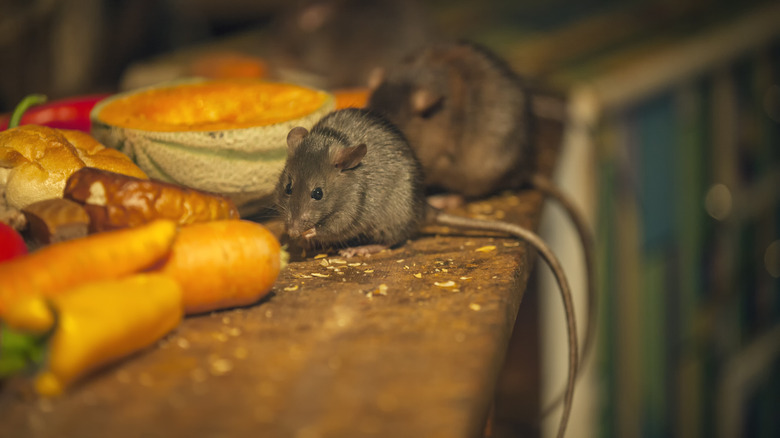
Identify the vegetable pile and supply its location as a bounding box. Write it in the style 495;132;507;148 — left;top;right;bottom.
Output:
0;95;287;396
0;218;285;396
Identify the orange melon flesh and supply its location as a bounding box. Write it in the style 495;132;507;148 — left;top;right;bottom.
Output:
97;80;329;132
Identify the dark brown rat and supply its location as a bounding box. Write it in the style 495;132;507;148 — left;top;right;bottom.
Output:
275;108;577;438
265;0;436;89
365;41;538;197
366;41;596;415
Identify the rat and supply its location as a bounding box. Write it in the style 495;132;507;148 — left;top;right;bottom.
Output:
265;0;436;89
365;40;596;416
275;108;577;438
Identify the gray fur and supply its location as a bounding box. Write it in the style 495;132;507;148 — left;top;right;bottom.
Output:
275;108;426;249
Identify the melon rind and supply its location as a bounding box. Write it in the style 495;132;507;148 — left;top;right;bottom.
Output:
90;79;335;215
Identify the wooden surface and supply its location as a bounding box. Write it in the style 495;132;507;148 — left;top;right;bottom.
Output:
0;118;562;438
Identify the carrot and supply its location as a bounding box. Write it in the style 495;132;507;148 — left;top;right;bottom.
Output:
0;220;178;315
154;220;286;315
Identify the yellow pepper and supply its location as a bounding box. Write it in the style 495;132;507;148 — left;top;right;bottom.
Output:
1;273;183;396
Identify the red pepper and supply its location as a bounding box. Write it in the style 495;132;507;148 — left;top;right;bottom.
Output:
0;94;110;133
0;222;27;262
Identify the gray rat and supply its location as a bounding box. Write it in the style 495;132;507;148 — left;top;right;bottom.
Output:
275;108;577;438
366;41;596;416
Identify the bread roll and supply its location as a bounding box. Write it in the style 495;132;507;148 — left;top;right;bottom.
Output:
0;125;147;212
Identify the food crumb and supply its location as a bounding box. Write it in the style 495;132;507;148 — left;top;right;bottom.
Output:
221;316;231;325
364;269;374;273
314;253;329;259
320;259;329;267
177;338;191;349
469;303;482;311
476;245;496;253
284;284;299;291
311;273;330;278
228;327;242;337
367;283;388;298
209;358;234;376
434;281;456;288
459;276;472;280
413;273;422;279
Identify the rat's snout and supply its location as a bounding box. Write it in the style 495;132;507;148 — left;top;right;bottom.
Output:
286;213;317;240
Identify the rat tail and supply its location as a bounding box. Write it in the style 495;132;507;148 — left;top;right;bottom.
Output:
431;209;578;438
525;173;598;419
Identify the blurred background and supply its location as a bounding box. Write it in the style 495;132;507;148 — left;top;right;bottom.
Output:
1;0;778;437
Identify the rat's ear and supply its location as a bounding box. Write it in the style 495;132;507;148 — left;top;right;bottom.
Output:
287;127;309;153
333;144;367;170
298;3;333;32
367;67;385;90
411;88;444;118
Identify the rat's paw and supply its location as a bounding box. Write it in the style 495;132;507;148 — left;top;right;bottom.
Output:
427;193;465;210
338;244;388;258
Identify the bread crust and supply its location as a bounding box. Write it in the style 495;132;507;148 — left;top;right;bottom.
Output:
0;126;147;213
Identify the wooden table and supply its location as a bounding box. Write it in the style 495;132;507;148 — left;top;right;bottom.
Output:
0;118;562;438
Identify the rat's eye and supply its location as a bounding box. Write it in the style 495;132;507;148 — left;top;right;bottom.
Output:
311;187;323;200
285;182;292;195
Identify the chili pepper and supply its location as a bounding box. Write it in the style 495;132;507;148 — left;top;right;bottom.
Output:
7;94;47;129
0;273;183;396
1;94;109;132
0;222;27;262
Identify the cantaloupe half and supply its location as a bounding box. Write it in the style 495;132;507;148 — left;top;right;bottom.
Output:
90;78;335;215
